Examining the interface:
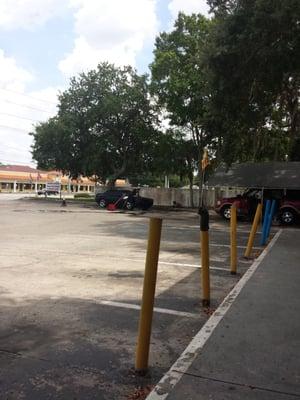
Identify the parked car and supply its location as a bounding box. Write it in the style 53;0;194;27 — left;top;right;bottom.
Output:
37;188;59;196
215;188;300;225
95;189;153;210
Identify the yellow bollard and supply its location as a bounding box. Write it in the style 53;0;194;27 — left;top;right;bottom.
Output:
135;217;162;373
244;203;262;258
199;207;210;307
230;204;237;274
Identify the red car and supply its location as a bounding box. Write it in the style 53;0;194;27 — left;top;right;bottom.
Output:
215;189;300;225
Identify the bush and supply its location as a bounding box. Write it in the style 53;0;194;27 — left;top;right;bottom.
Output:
74;193;93;199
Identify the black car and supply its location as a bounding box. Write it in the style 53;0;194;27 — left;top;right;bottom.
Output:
95;189;153;210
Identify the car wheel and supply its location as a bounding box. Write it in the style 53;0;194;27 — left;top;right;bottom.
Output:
221;205;231;220
279;209;296;225
99;199;106;208
125;201;134;210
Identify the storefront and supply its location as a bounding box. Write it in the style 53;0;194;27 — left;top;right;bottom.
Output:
0;165;95;193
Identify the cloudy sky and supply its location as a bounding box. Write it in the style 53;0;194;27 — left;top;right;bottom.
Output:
0;0;209;167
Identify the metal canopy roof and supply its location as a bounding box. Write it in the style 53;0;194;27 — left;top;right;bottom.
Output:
208;162;300;189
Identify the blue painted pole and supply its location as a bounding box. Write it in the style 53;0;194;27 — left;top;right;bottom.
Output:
266;200;276;239
260;200;271;246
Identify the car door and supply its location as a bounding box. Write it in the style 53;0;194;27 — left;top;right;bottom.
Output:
107;190;123;203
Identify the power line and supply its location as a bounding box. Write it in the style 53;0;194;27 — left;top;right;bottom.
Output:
0;147;30;156
0;87;58;105
0;124;30;133
0;143;27;152
0;112;42;123
1;98;54;114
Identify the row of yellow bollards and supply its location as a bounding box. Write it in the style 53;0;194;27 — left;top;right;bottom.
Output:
135;203;263;372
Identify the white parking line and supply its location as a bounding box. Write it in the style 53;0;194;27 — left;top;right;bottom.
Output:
95;300;198;318
0;252;249;273
146;229;282;400
166;225;262;234
158;260;227;271
126;223;262;235
160;241;262;250
210;243;261;249
117;258;229;272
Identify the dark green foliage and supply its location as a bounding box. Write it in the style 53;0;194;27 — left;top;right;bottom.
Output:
31;63;158;184
151;13;213;152
206;0;300;163
73;193;93;199
31;2;300;187
152;2;300;166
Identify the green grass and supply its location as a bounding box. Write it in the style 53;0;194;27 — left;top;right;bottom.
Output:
71;197;95;202
74;193;94;199
30;196;96;203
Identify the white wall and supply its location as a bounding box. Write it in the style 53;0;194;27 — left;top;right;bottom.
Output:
95;186;244;208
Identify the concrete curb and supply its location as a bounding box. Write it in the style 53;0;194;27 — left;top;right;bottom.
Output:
146;230;283;400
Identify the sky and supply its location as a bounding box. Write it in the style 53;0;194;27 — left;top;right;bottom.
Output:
0;0;210;167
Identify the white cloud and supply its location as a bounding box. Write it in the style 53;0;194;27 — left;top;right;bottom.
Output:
0;49;33;92
0;0;68;30
59;0;158;76
58;36;138;77
168;0;210;19
0;49;59;166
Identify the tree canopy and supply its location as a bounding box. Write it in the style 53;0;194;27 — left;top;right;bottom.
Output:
151;13;213;153
31;1;300;187
31;63;158;184
206;0;300;163
151;1;300;166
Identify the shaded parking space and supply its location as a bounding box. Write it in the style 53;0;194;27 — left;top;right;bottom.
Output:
0;199;272;399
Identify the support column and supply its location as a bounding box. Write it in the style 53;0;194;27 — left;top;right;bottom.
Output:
13;181;17;192
164;175;169;188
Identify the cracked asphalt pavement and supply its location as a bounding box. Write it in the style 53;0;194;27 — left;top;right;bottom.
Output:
0;196;264;399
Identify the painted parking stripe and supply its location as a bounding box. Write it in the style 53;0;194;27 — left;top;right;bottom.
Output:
114;257;229;272
166;225;263;234
210;243;261;249
158;260;227;271
160;241;262;249
95;300;198;319
0;252;250;273
146;229;282;400
122;222;263;235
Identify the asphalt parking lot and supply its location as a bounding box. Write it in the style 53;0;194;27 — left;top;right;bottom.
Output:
0;197;267;400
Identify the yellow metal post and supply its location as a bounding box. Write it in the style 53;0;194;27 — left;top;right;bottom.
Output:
230;204;237;274
199;207;210;306
135;217;162;372
244;203;262;258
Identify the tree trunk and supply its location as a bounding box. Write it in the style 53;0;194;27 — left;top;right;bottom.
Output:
107;158;127;188
106;178;116;188
189;175;194;208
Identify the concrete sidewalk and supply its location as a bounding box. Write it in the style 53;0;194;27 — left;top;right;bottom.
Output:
148;229;300;400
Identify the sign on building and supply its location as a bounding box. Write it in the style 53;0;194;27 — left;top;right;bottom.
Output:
46;182;61;193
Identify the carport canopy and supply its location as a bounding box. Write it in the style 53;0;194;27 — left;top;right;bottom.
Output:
207;162;300;190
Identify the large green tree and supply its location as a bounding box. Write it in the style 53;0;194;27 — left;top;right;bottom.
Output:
31;63;158;185
206;0;300;163
151;13;214;159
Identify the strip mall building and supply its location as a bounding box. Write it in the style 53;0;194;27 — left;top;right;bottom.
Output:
0;165;95;193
